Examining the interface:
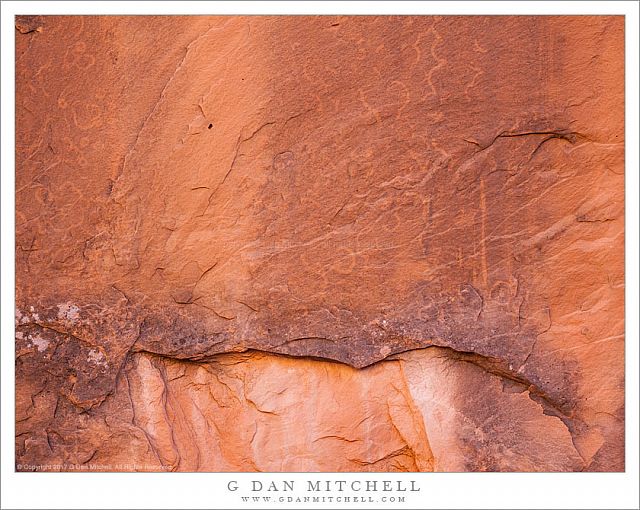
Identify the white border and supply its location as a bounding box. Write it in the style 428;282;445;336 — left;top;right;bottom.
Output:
1;0;638;16
1;2;638;509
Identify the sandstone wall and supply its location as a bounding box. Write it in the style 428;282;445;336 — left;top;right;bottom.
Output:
15;15;624;471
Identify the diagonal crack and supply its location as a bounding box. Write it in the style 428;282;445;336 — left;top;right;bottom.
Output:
475;129;583;154
113;24;222;190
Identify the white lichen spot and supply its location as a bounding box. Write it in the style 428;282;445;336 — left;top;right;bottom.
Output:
87;349;107;367
15;331;24;340
379;345;392;357
31;335;50;352
32;313;40;321
30;306;35;312
16;308;29;324
57;303;80;321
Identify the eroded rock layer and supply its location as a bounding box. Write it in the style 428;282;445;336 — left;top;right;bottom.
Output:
16;15;624;471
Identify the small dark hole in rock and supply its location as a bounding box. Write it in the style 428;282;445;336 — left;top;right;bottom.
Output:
208;124;213;129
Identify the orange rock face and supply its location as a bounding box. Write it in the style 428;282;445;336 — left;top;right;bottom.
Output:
15;15;624;471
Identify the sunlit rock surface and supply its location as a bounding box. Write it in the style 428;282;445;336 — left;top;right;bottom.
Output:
15;15;624;471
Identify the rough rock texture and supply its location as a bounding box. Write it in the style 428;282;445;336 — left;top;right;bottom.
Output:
16;15;624;471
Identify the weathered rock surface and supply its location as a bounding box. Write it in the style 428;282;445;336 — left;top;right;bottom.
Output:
16;15;624;471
